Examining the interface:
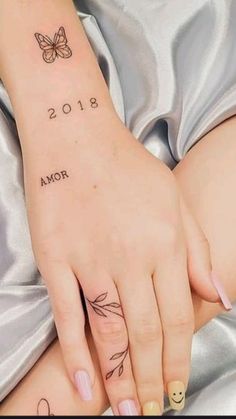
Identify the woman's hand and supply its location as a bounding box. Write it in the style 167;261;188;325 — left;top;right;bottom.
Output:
23;111;219;415
0;0;227;413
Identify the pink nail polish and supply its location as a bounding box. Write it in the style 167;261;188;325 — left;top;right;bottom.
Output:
74;370;93;401
211;271;232;311
118;399;138;415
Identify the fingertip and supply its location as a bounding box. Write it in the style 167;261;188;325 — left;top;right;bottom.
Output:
201;282;219;303
74;370;93;401
189;271;220;303
211;271;232;310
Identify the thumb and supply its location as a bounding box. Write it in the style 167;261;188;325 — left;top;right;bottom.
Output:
180;197;231;309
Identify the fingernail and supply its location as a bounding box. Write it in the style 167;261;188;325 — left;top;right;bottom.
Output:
143;401;162;415
167;381;185;411
74;370;92;401
118;399;138;415
211;271;232;311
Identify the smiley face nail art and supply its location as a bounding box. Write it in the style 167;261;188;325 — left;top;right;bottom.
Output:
167;381;185;411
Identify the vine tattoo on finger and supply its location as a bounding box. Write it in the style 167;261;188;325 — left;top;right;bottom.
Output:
86;292;129;380
87;292;123;318
106;346;129;380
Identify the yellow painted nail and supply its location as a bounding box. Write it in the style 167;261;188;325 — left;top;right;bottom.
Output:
143;401;162;416
167;381;185;411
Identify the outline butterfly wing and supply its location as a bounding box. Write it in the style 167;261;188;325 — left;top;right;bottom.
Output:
43;48;57;63
54;27;72;59
35;33;57;63
53;27;67;46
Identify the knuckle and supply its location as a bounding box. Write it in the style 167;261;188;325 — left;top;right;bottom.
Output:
132;320;162;345
165;312;194;334
95;320;126;344
55;304;72;324
157;222;179;253
197;234;209;249
105;377;136;397
138;382;163;401
60;335;82;354
54;299;77;325
33;237;66;273
36;253;64;278
166;357;190;377
167;345;192;372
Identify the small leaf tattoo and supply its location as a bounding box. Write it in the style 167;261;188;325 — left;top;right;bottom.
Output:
94;292;108;303
119;365;124;376
93;307;107;317
110;351;125;361
86;292;123;318
105;370;113;380
107;302;120;308
106;347;128;380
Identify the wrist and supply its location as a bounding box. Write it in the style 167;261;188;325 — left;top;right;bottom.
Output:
21;107;123;170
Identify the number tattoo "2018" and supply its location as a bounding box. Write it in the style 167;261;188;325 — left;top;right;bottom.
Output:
48;97;98;120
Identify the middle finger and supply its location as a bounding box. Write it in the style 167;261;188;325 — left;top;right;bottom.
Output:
118;274;163;416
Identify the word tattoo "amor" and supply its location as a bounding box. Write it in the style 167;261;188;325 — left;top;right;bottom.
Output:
41;170;69;187
48;97;98;120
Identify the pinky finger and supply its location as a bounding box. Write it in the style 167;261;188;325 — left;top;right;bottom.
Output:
44;267;95;402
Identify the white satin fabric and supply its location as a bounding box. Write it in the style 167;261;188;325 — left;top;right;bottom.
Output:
0;0;236;415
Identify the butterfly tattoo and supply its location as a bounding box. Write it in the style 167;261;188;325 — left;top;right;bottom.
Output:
34;26;72;64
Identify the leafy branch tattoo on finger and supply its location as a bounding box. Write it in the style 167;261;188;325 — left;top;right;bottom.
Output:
87;292;124;318
86;292;128;380
106;346;129;380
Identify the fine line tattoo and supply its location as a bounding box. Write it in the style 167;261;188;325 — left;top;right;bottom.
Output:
37;398;54;416
35;26;72;63
41;170;69;187
106;346;129;380
87;292;123;318
48;97;98;120
86;292;128;379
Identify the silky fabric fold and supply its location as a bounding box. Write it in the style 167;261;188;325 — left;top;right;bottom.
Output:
0;0;236;415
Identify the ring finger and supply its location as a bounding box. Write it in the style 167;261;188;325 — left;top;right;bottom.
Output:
154;243;194;412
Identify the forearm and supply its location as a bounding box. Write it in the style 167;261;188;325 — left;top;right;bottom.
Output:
0;0;116;157
0;3;115;414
